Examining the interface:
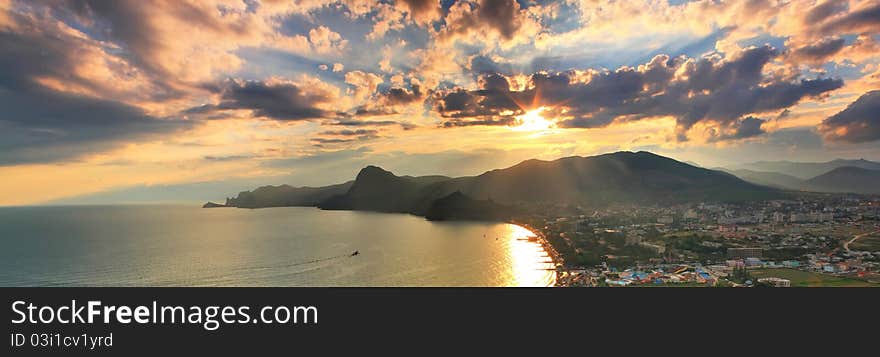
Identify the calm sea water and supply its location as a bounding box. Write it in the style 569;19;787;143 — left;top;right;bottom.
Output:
0;206;555;287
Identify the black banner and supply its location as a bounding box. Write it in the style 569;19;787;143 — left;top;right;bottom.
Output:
4;288;879;354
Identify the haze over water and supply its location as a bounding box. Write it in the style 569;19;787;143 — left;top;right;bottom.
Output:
0;206;555;287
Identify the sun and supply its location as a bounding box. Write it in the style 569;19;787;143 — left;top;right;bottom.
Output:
512;107;554;131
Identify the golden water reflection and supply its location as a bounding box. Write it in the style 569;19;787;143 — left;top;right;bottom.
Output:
505;224;556;287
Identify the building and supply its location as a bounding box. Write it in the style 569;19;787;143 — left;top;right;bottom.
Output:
773;212;786;223
727;247;763;259
757;277;791;287
745;257;763;266
726;260;745;268
790;213;807;223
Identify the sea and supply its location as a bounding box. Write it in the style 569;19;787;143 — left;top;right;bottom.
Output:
0;205;556;287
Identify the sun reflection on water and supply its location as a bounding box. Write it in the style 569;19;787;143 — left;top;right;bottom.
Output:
505;224;556;287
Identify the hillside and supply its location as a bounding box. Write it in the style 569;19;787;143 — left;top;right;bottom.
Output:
444;151;781;206
224;181;354;208
801;167;880;194
424;191;518;221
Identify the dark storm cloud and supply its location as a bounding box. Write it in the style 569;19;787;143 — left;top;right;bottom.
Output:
0;16;190;165
790;37;846;63
820;90;880;143
433;46;844;141
191;80;331;120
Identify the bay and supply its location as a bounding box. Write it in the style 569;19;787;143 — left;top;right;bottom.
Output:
0;205;555;287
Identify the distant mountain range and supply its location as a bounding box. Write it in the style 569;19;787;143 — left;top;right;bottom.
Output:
720;158;880;195
219;181;353;208
730;159;880;180
209;151;784;220
716;168;805;190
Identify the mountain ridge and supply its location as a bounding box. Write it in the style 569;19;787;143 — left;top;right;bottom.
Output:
214;151;786;218
731;158;880;180
801;166;880;194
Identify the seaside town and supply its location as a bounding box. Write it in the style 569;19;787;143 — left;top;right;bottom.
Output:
519;194;880;287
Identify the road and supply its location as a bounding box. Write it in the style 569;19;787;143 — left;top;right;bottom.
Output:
844;230;880;253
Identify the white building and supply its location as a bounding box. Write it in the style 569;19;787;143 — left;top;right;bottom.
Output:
757;277;791;287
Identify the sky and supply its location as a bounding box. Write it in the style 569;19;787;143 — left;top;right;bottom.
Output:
1;0;879;205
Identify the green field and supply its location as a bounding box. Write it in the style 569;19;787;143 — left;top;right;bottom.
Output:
749;268;878;287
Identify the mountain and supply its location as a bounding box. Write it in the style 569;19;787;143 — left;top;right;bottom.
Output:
801;167;880;194
222;181;354;208
733;159;880;180
717;168;805;190
448;152;781;205
424;191;518;221
318;166;450;213
318;151;783;216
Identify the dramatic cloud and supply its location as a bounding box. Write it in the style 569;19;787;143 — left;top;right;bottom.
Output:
706;117;767;142
816;2;880;36
788;37;846;65
378;84;424;106
804;0;849;24
399;0;442;26
434;46;844;141
437;0;540;46
820;90;880;143
191;79;335;120
0;7;190;165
